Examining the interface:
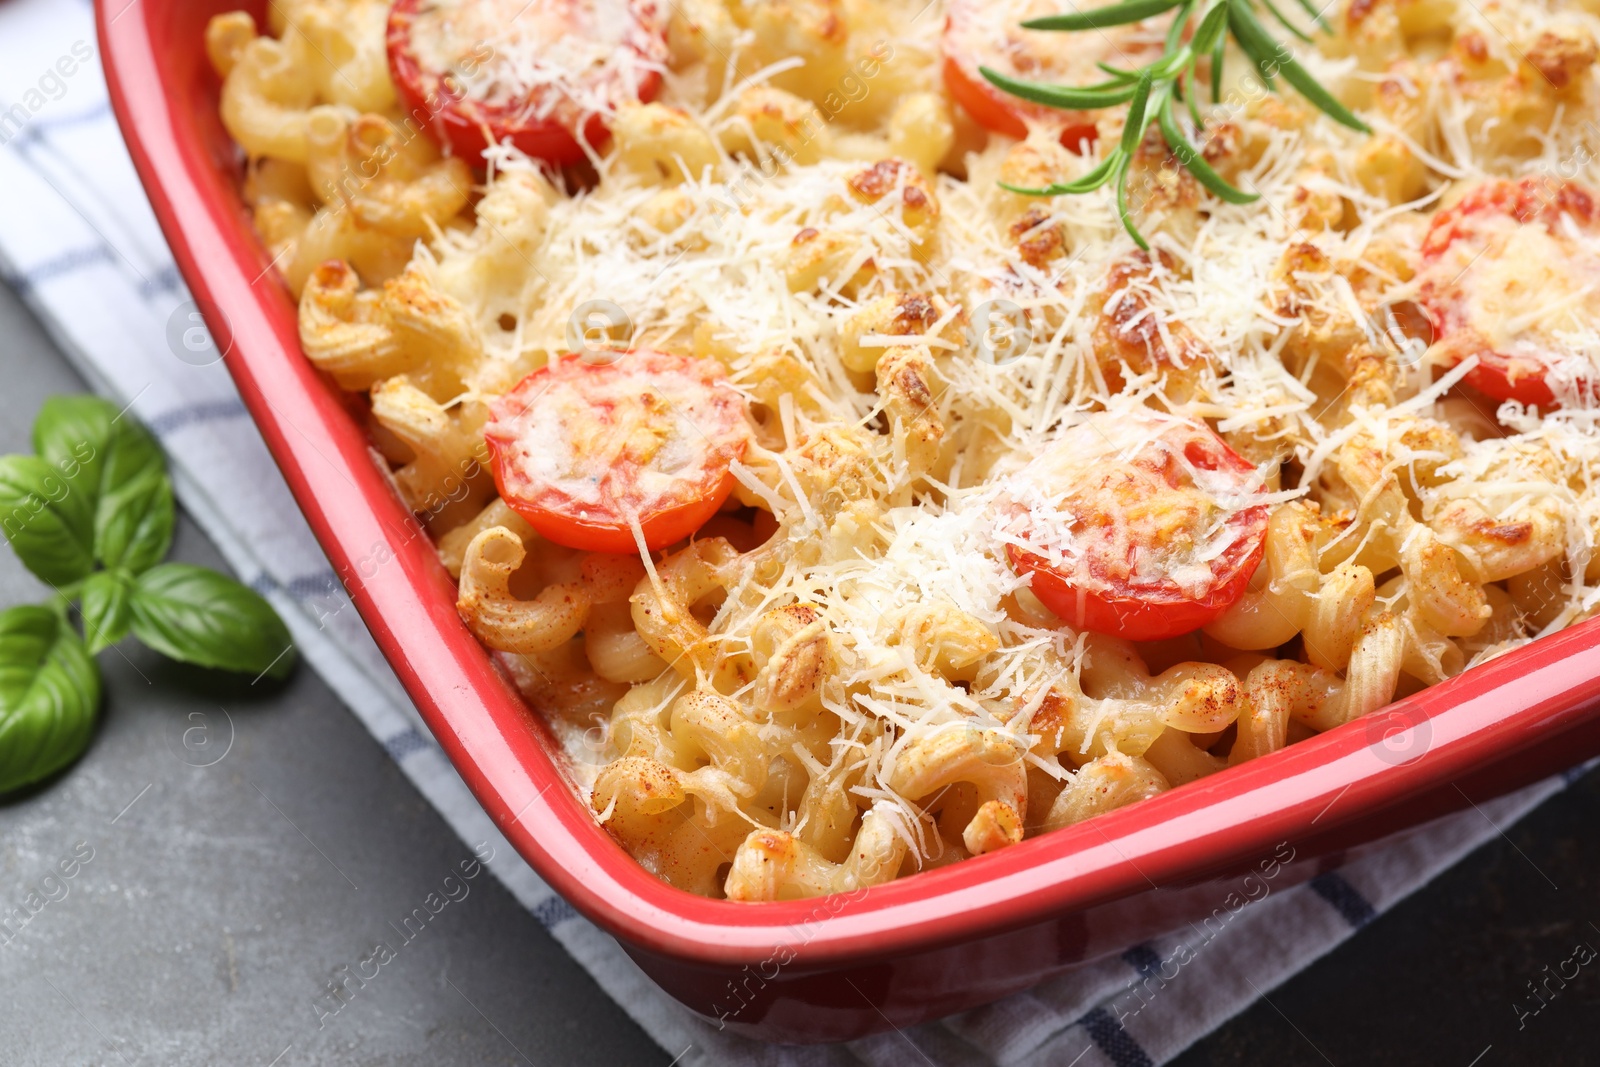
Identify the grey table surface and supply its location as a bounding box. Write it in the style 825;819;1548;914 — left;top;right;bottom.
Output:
0;275;1596;1067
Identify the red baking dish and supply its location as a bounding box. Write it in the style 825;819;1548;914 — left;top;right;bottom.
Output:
98;0;1600;1043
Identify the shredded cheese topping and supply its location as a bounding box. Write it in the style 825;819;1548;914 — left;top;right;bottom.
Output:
484;353;746;523
425;0;1600;873
409;0;668;121
222;0;1600;896
1418;182;1600;388
999;410;1269;599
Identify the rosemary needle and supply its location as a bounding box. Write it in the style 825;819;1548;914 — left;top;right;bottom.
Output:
981;0;1370;249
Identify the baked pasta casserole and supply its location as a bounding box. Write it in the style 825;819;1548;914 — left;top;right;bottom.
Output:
206;0;1600;900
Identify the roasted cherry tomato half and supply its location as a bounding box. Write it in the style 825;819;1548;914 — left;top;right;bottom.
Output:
1001;411;1269;641
484;350;749;554
1416;176;1600;407
941;0;1162;151
387;0;668;166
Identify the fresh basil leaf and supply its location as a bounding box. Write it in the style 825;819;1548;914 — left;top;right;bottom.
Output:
0;605;100;794
0;455;96;586
31;395;113;525
96;468;174;575
92;421;166;565
128;563;295;679
80;569;134;654
32;394;170;573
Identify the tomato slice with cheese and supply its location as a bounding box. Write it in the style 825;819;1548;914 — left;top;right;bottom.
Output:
1416;177;1600;406
484;351;750;554
942;0;1164;151
387;0;668;166
1000;412;1269;641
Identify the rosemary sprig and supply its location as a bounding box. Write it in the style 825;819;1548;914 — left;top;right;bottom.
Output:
982;0;1369;249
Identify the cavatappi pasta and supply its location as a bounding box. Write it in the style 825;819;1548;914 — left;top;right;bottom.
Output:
210;0;1600;900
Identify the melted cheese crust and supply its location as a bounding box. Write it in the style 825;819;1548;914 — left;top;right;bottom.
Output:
1419;180;1600;391
409;0;667;119
485;353;745;525
1000;411;1261;598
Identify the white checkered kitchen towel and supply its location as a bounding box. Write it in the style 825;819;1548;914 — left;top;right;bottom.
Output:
0;1;1591;1064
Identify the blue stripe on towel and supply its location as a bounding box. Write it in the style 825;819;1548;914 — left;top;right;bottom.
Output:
282;569;341;601
249;568;342;604
532;896;578;929
1309;872;1376;928
1080;1006;1155;1067
9;243;114;294
145;398;248;436
1121;944;1164;982
136;262;182;300
383;728;430;763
